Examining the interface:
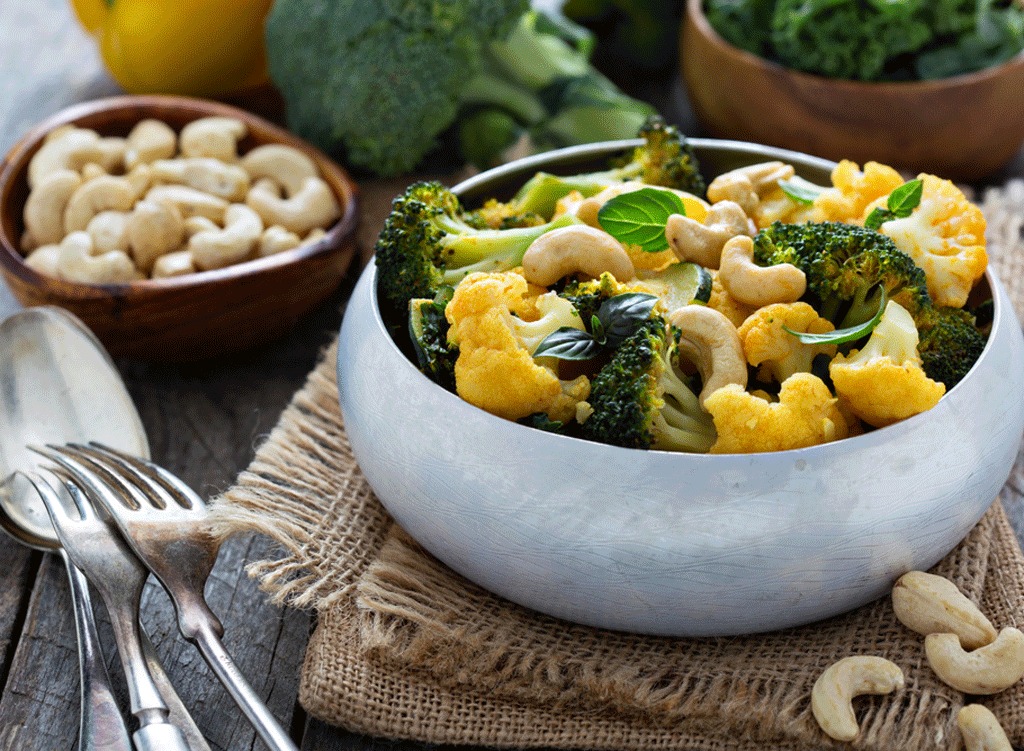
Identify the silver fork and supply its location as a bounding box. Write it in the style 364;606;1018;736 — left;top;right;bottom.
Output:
38;443;299;751
24;469;191;751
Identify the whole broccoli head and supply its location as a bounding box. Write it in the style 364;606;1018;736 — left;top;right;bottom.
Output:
583;318;715;452
915;305;987;389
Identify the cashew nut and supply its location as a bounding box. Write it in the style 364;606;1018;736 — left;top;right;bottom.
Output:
302;227;327;246
179;116;246;161
128;200;185;272
245;176;340;235
707;162;795;215
150;158;250;201
573;181;643;227
23;244;61;276
55;231;138;284
241;144;318;196
925;628;1024;694
719;235;806;307
666;200;751;269
23;169;82;246
86;211;131;254
666;305;748;405
892;571;997;650
811;656;904;742
258;225;301;257
145;185;228;223
63;175;135;234
27;127;104;188
521;225;634;286
188;203;263;270
184;216;220;237
124;119;176;169
81;163;107;182
958;705;1013;751
152;250;196;279
94;137;126;173
125;164;153;202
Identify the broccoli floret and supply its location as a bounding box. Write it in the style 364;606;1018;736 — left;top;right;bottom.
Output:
753;221;930;327
408;291;459;391
463;198;545;229
916;306;987;389
583;319;716;452
558;273;621;331
376;181;577;307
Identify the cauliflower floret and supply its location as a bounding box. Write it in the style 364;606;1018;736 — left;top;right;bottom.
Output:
707;269;756;328
874;174;987;308
814;160;904;224
705;373;849;454
446;271;589;422
752;185;824;229
625;244;678;273
829;300;945;428
737;303;837;384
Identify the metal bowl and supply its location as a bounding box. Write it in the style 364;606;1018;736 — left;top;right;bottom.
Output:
337;139;1024;636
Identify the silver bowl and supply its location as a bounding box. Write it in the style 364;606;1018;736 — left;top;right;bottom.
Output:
337;139;1024;636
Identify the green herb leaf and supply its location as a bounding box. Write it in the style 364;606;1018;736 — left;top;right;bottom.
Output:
517;412;566;433
785;287;888;345
778;176;827;205
533;327;603;360
590;314;606;343
597;188;685;253
597;293;659;348
865;179;923;229
864;208;892;230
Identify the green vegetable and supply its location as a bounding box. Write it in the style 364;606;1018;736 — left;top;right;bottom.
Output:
408;288;459;391
785;287;888;345
916;305;988;388
778;176;827;205
864;179;924;230
534;292;659;359
704;0;774;56
651;261;714;310
597;187;685;252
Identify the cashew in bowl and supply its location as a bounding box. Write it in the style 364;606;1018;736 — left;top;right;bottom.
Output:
23;169;82;246
152;250;197;279
666;305;747;406
707;161;795;215
666;200;751;269
128;200;186;273
23;244;61;276
63;175;135;234
891;571;997;649
188;204;263;270
27;127;104;189
86;211;132;254
958;705;1013;751
145;185;228;223
811;656;904;742
258;226;302;257
241;144;318;197
719;235;806;307
521;225;635;286
179;116;247;161
925;627;1024;694
55;231;139;284
245;176;340;236
124;119;177;169
150;158;250;202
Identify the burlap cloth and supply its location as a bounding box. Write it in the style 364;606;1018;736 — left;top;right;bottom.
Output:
214;179;1024;750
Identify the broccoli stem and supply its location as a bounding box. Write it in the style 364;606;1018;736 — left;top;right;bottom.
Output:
440;213;579;279
461;69;548;126
841;284;884;328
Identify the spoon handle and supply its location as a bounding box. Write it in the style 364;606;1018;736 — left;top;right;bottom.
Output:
62;553;132;751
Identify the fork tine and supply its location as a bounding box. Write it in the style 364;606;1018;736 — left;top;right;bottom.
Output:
44;444;153;511
64;444;169;511
29;445;140;517
45;466;95;520
88;442;205;512
20;470;74;526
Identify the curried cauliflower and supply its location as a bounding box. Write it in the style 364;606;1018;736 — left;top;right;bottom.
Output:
752;185;824;228
446;271;589;422
737;303;837;384
707;269;756;328
830;300;945;428
705;373;849;454
814;160;904;224
874;174;987;308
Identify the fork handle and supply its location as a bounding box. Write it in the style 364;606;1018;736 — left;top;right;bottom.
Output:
190;622;298;751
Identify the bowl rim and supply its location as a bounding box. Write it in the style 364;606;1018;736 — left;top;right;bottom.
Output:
366;137;1005;460
0;94;360;295
685;0;1024;91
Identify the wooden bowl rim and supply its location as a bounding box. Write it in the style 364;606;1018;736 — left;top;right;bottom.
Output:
0;94;360;299
686;0;1024;92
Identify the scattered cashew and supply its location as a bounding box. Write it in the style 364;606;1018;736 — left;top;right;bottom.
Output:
150;157;250;201
258;225;301;257
891;571;997;649
925;628;1024;694
958;705;1013;751
666;200;751;269
124;119;176;169
707;162;795;215
152;250;196;279
63;175;135;233
27;127;103;188
719;235;806;307
521;225;635;286
241;144;318;196
144;185;228;223
666;305;748;405
811;656;904;742
23;244;61;276
188;203;263;270
23;169;82;246
128;200;185;272
86;211;131;254
55;231;138;284
245;176;340;235
179;117;246;161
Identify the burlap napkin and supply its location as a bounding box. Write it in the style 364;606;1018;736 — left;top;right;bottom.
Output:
215;179;1024;751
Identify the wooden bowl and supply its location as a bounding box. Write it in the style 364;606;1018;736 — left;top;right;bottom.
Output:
0;95;359;361
681;0;1024;181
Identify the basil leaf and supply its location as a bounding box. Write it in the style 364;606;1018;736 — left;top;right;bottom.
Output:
778;176;827;205
863;207;892;230
597;292;659;348
887;179;923;216
590;314;606;343
784;288;888;345
597;187;685;253
533;327;603;360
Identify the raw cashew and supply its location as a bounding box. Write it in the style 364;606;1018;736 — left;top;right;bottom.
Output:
184;216;220;237
125;164;153;202
152;250;196;279
128;200;185;272
179;116;246;161
574;181;643;227
707;162;795;215
95;137;126;173
150;157;250;201
145;185;228;223
258;226;301;257
666;200;751;269
719;235;806;307
63;175;135;233
811;656;904;742
24;244;61;276
86;211;131;254
925;628;1024;694
124;119;176;169
958;705;1013;751
55;231;138;284
892;571;996;649
302;227;327;246
81;163;107;181
241;144;318;196
27;127;104;188
521;225;634;286
188;203;263;270
245;176;340;235
23;169;82;246
666;305;747;406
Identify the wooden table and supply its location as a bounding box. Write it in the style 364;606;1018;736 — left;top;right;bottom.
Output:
0;3;1022;750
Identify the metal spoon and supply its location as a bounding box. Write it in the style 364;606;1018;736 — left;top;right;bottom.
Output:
0;307;209;751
